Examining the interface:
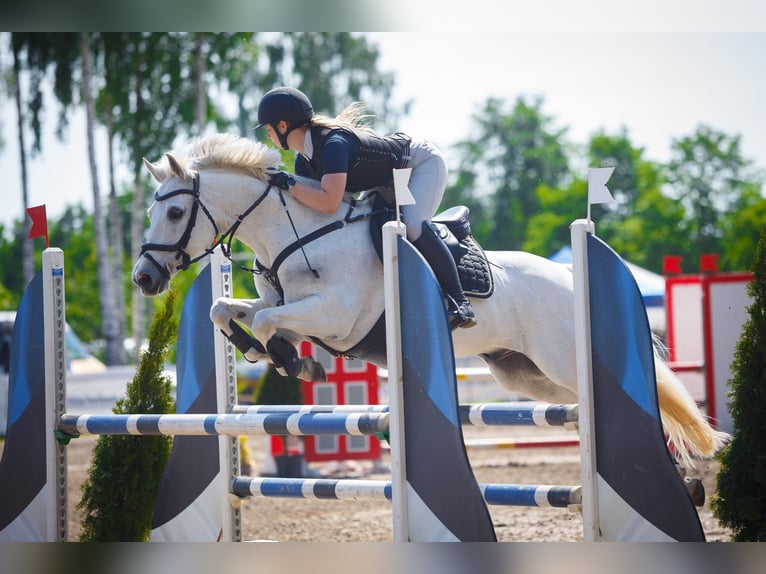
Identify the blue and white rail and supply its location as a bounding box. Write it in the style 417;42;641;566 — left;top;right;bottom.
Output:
232;402;578;428
58;412;389;437
231;477;582;509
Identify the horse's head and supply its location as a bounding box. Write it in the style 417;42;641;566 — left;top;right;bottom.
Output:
132;153;219;296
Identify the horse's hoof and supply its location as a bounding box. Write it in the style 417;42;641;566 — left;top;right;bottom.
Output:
266;336;302;378
300;357;327;382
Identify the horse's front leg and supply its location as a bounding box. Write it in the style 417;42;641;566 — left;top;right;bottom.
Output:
210;297;271;363
251;296;349;381
211;296;327;383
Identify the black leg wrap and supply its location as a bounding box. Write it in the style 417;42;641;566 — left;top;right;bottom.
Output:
223;319;266;361
266;336;302;379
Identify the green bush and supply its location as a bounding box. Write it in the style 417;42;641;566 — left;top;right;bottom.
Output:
711;230;766;541
253;364;303;405
77;288;177;541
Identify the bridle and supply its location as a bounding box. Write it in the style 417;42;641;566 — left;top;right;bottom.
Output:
139;169;388;290
139;172;273;283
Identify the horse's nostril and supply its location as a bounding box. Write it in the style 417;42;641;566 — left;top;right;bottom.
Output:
136;273;152;288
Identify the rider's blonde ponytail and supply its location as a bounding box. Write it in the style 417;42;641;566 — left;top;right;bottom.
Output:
311;101;376;134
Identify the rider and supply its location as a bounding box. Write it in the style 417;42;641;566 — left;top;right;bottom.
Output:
255;86;476;329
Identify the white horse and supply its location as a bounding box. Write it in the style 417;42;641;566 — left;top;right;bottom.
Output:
132;133;726;468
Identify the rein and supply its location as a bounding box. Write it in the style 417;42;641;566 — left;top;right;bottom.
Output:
252;195;391;302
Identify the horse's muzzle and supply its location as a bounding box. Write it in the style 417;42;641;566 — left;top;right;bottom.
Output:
132;255;170;296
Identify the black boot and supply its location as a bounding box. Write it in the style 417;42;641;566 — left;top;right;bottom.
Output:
412;222;477;329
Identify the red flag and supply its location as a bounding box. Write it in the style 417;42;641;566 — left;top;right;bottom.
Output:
26;204;49;248
662;256;683;275
699;253;720;273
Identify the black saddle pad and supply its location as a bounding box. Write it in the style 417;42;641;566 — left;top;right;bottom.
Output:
433;223;494;299
455;234;494;298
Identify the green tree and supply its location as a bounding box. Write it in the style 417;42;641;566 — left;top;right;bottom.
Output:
720;184;766;272
8;33;79;287
524;179;586;257
711;230;766;541
77;288;177;541
286;33;400;130
450;96;569;250
587;129;652;223
608;186;687;274
442;154;492;243
666;125;757;269
523;129;673;264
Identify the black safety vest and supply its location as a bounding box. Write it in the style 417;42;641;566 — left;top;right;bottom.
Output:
295;126;411;192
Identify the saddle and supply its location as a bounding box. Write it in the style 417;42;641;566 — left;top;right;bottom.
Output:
370;198;494;299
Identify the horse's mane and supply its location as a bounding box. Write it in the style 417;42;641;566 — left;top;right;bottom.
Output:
160;133;283;181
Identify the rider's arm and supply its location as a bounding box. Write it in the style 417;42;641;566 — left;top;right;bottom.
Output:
289;134;352;214
289;173;346;214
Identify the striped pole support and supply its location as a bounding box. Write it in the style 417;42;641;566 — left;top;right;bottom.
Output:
58;412;389;437
231;477;581;509
233;402;578;428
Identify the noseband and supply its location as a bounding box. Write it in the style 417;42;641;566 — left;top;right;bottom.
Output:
139;173;216;282
139;172;276;283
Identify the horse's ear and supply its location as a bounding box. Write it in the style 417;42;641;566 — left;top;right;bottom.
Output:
143;157;163;182
165;153;187;180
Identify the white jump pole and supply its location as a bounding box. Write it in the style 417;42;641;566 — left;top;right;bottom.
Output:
209;248;242;542
382;220;408;542
570;219;600;541
43;248;68;541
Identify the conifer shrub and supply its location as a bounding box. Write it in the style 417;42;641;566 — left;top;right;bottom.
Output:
711;230;766;541
77;289;177;541
253;363;303;406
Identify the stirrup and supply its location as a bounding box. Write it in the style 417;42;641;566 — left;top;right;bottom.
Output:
446;297;477;330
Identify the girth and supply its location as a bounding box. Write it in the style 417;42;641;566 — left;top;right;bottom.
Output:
255;220;344;298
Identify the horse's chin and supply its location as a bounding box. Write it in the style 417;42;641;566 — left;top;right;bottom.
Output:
138;279;169;297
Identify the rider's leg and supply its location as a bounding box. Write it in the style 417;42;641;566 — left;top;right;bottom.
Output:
413;222;477;329
404;140;476;329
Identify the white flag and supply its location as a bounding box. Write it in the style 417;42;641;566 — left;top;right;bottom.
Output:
588;167;616;205
393;168;416;206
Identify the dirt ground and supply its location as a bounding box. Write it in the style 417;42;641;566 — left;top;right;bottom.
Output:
55;424;732;542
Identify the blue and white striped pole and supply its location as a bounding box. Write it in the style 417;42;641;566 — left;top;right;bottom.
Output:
231;477;581;509
58;412;390;437
233;402;578;428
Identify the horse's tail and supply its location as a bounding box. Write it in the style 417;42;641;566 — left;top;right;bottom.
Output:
654;351;729;469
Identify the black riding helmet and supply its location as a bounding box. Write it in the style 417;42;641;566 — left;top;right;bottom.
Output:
256;87;314;150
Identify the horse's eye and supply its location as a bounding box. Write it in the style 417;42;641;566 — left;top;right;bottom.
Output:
167;206;185;221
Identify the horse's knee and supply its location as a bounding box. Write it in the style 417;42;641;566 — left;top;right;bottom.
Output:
210;298;237;329
251;314;277;344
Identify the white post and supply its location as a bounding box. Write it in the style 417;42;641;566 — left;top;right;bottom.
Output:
210;248;242;541
570;219;601;541
42;248;68;541
382;221;408;541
